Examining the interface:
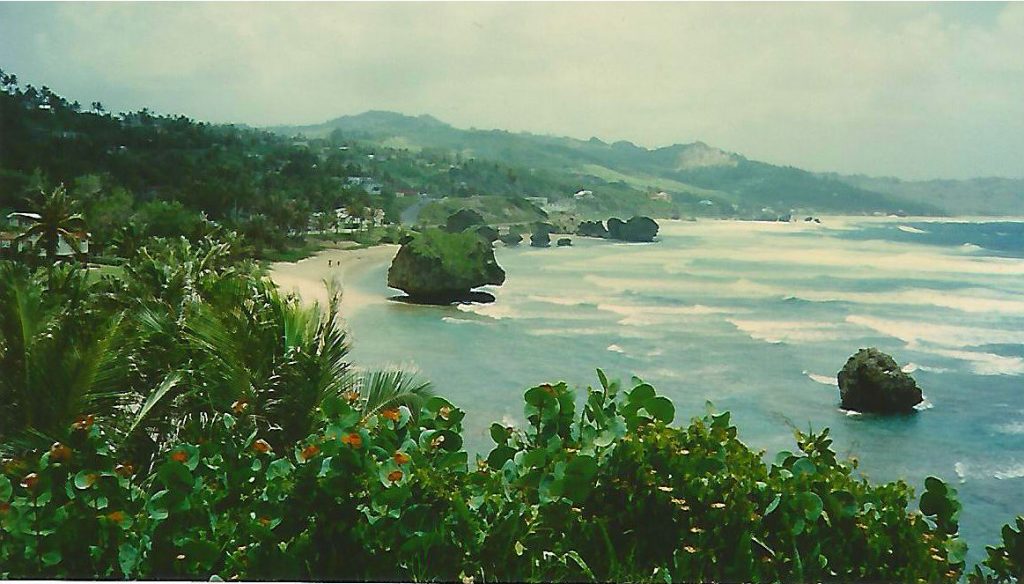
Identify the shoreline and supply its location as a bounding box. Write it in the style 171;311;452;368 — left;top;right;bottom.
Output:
268;244;399;314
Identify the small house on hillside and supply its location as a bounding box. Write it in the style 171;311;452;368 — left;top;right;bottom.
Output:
3;212;90;259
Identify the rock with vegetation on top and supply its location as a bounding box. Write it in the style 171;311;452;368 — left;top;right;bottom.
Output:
606;216;659;242
556;237;572;247
444;209;486;233
576;220;609;238
387;228;505;303
837;348;923;414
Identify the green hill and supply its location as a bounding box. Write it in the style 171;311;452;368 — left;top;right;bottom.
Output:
273;111;946;217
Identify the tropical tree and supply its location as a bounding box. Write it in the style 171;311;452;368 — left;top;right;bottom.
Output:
0;262;126;451
12;183;87;268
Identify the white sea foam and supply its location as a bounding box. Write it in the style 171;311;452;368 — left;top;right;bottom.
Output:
914;396;934;411
457;302;518;320
846;315;1024;348
607;344;626;354
993;464;1024;480
803;371;838;386
729;319;849;344
527;294;593;307
950;459;1024;481
898;225;929;234
994;421;1024;435
954;462;968;483
927;348;1024;376
597;302;730;326
962;243;983;251
441;317;487;326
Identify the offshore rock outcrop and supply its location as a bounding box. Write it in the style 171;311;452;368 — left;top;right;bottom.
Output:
575;216;659;242
387;228;505;304
607;216;659;242
575;220;609;238
837;348;923;414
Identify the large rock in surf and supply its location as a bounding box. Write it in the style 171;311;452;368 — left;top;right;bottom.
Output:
530;222;554;248
556;237;572;247
530;230;551;247
576;220;609;238
837;348;923;414
498;232;523;246
606;216;659;242
387;229;505;303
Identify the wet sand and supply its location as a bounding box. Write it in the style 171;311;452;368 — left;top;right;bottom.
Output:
268;244;399;315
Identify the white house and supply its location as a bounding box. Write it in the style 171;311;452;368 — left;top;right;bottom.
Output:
3;212;89;257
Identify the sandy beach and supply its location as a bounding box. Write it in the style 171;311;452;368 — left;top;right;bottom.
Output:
269;244;399;314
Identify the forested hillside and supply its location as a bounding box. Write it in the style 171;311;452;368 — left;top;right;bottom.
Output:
275;111;949;217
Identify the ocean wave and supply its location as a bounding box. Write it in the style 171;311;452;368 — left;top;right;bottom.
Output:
902;362;952;374
802;370;838;386
994;421;1024;435
457;302;518;320
897;225;929;234
846;315;1024;349
962;243;983;251
927;348;1024;376
441;317;488;326
729;319;850;344
607;344;626;354
597;302;730;326
527;294;594;307
994;464;1024;480
951;459;1024;481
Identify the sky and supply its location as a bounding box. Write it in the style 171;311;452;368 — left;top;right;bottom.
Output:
1;2;1022;180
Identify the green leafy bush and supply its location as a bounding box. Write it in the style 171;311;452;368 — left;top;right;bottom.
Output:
0;372;971;581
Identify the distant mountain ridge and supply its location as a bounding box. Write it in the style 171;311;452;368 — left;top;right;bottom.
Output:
272;111;1022;217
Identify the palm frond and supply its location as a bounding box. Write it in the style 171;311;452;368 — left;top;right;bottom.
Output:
356;368;435;423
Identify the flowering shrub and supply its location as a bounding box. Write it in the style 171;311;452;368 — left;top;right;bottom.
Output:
0;372;984;581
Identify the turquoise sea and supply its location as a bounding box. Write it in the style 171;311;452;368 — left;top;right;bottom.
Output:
344;217;1024;562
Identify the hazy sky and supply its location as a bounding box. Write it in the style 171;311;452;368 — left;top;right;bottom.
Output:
2;2;1022;180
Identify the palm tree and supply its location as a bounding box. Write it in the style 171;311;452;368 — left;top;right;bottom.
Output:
0;262;127;452
13;184;87;269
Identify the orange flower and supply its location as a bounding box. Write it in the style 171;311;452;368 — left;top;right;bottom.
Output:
115;463;136;478
438;406;452;421
300;444;320;461
258;516;272;527
252;439;273;454
341;433;362;448
0;502;10;515
393;452;411;465
387;470;403;483
71;414;95;431
342;390;360;403
430;434;446;449
381;408;400;422
49;442;72;463
231;399;249;414
107;510;126;524
170;450;188;463
20;472;39;491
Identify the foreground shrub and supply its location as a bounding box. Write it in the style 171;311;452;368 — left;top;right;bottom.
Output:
0;372;972;581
